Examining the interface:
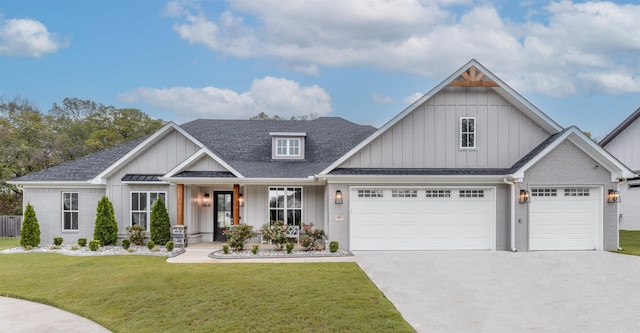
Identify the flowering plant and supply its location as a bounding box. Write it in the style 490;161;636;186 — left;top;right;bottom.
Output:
300;223;325;251
224;224;257;251
261;220;289;251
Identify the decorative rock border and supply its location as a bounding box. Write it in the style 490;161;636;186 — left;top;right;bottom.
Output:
0;244;185;257
209;249;352;259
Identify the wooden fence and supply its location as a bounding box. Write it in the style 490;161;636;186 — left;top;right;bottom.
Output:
0;216;22;238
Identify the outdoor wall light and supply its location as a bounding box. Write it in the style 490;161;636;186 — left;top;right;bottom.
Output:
202;193;212;207
238;193;244;207
335;190;343;204
519;190;531;203
607;189;620;203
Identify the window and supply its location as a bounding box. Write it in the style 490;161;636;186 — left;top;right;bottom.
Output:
425;190;451;198
392;189;417;198
62;192;78;230
459;190;484;198
564;188;589;196
131;191;166;230
531;188;557;197
269;187;302;226
276;138;301;157
460;117;475;148
357;189;383;198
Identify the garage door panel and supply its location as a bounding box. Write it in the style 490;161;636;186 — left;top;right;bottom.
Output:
350;188;494;251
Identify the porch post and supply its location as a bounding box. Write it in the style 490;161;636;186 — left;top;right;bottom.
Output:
177;184;184;225
233;184;240;225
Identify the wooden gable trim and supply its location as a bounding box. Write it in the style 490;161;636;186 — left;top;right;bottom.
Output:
447;66;499;87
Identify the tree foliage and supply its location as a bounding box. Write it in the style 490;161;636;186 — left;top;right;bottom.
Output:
93;196;118;246
0;96;164;215
249;112;317;121
150;197;171;245
20;203;40;247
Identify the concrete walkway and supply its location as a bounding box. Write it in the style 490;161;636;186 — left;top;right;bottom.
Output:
0;297;110;333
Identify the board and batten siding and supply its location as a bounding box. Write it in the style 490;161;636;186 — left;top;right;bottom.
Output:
603;117;640;171
108;184;175;237
340;87;551;169
187;155;230;172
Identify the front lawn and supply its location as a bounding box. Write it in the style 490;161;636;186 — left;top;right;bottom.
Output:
0;254;414;332
616;230;640;256
0;238;19;250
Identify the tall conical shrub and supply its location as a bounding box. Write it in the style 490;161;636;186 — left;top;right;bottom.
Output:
150;197;171;245
20;203;40;247
94;196;118;246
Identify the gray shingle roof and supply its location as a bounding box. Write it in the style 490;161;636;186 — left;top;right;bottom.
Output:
180;117;377;178
14;137;146;182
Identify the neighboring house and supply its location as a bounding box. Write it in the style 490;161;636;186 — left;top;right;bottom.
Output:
10;60;634;251
600;108;640;230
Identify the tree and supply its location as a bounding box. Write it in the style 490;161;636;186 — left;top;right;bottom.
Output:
150;197;171;245
249;112;317;121
20;203;40;247
93;196;118;246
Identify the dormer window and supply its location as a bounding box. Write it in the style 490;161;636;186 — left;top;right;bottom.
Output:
271;132;306;159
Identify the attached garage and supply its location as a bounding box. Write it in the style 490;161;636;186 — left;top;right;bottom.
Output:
350;187;495;250
529;187;602;251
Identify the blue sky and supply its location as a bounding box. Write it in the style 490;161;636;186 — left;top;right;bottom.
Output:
1;0;640;139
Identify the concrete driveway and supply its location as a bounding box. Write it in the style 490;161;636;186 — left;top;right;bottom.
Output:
354;251;640;333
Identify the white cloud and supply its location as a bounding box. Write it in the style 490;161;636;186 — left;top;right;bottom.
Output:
168;0;640;97
403;92;424;105
0;17;66;57
118;77;332;120
371;93;392;104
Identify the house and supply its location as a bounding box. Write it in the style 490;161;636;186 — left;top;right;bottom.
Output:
10;60;634;251
600;108;640;230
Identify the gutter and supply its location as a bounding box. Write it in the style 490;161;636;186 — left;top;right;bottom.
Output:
503;177;517;252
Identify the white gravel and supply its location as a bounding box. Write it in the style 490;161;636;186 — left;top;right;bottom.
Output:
0;244;182;257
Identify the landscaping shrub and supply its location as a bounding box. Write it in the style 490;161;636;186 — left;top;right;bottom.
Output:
261;220;288;251
252;245;259;255
126;225;145;246
150;197;171;245
70;245;79;251
78;238;87;247
147;240;155;250
222;245;229;254
122;239;131;250
300;223;326;251
286;242;294;254
53;237;63;246
93;196;118;246
89;240;100;251
330;241;339;253
224;224;257;251
20;203;41;248
166;241;174;252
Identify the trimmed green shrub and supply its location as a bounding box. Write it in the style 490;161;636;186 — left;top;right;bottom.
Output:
147;240;155;250
252;245;259;255
166;241;175;252
329;241;339;253
224;224;257;251
286;242;294;254
150;197;171;245
78;238;87;247
89;240;100;251
20;203;40;248
126;225;145;246
122;239;131;250
93;196;118;246
222;245;229;254
53;237;63;246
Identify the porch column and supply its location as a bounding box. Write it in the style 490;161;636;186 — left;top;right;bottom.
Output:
233;184;240;225
177;184;184;225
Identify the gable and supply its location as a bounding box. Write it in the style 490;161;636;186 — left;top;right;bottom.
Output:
182;153;231;172
601;109;640;171
339;86;551;169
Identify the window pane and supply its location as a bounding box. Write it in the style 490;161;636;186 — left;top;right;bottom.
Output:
63;193;70;210
462;118;468;131
468;119;474;132
71;193;78;210
139;193;147;210
150;192;157;205
64;212;71;230
72;212;78;230
140;212;148;230
287;209;302;226
159;192;166;202
132;193;139;210
462;134;468;147
468;134;475;147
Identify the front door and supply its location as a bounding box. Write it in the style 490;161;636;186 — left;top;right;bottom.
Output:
214;191;233;241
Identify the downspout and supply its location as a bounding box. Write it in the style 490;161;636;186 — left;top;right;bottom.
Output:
618;213;623;251
503;177;517;252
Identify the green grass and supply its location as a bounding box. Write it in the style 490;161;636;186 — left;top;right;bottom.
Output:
0;254;414;333
616;230;640;256
0;238;19;250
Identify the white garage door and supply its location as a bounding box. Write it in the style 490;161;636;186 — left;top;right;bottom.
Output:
350;187;495;250
529;187;600;251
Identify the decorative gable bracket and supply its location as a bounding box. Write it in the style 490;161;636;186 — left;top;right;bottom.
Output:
448;65;499;87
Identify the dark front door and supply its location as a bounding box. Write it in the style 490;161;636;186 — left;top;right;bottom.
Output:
214;191;233;241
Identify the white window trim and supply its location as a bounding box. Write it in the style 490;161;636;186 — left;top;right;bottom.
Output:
268;186;303;226
62;192;79;231
460;117;476;149
130;191;167;231
275;138;302;157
